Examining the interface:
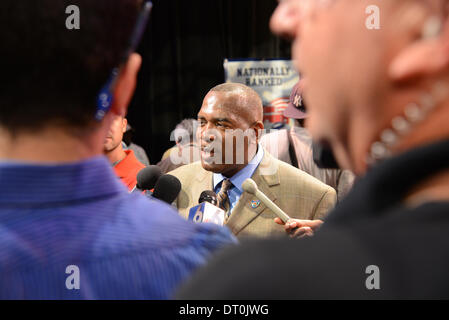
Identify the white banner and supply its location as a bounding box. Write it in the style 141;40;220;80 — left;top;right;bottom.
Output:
224;59;299;128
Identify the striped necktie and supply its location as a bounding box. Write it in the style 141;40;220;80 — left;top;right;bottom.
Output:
217;179;233;214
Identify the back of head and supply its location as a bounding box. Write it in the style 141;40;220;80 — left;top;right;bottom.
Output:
0;0;142;133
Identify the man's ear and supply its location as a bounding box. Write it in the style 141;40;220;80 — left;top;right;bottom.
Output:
110;53;142;117
389;18;449;82
269;0;302;38
253;121;265;141
122;118;128;133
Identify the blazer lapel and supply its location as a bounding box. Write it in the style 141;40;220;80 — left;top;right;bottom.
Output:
179;164;213;219
195;168;213;201
196;165;211;184
225;151;280;235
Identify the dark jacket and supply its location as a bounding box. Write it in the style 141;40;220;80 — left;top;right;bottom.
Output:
176;139;449;299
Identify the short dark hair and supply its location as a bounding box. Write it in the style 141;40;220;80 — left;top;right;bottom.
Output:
0;0;142;132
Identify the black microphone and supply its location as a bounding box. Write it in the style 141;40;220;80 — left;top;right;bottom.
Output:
188;190;225;225
312;141;340;169
135;165;162;191
152;174;182;204
198;190;218;206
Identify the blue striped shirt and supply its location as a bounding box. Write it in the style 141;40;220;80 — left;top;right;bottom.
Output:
0;156;236;299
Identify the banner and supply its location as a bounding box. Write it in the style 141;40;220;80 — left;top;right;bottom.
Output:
224;59;299;128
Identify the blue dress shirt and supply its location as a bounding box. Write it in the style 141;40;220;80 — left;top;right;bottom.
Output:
213;146;264;213
0;156;236;299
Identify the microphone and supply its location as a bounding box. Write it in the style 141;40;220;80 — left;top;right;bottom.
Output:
152;174;182;204
312;141;340;169
242;178;291;223
133;165;162;193
188;191;225;225
198;190;218;206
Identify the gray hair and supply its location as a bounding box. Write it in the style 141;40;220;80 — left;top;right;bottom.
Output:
174;118;197;145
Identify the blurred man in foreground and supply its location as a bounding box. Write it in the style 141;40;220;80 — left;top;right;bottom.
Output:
169;83;336;238
178;0;449;299
0;0;235;299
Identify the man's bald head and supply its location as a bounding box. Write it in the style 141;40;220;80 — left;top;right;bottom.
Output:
209;83;264;125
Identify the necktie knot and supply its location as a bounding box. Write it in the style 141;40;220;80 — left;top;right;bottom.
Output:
217;179;232;212
221;178;232;193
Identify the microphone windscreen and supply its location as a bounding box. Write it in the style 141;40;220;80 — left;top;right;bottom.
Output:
136;165;162;190
152;174;182;204
312;141;340;169
242;178;258;195
198;190;218;206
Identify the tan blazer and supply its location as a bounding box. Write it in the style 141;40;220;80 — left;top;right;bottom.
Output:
168;151;337;238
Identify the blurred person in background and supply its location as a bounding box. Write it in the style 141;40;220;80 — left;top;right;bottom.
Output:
160;144;177;162
104;115;146;190
122;122;151;166
157;118;201;174
261;80;355;202
177;0;449;299
0;0;235;299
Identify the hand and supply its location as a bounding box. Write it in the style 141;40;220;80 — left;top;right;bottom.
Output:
274;218;323;238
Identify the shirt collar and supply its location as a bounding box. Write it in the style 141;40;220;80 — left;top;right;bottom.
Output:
0;156;127;206
113;150;139;174
213;145;264;192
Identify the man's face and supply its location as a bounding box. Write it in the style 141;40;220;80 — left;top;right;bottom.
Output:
271;0;395;168
197;91;258;176
104;115;127;152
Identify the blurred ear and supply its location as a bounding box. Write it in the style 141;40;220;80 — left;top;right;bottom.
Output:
389;18;449;82
122;117;128;133
253;120;264;141
110;53;142;117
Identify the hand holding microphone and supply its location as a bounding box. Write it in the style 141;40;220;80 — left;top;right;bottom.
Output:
274;218;323;238
242;178;322;238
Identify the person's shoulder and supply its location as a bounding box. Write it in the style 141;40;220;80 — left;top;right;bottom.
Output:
127;149;146;169
260;128;288;142
260;129;288;149
89;194;236;299
167;161;204;181
129;143;150;166
161;146;179;161
176;225;384;299
270;153;334;193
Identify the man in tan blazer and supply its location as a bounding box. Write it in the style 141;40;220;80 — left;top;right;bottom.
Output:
169;83;337;238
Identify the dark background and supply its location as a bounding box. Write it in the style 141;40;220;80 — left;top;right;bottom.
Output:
128;0;291;164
